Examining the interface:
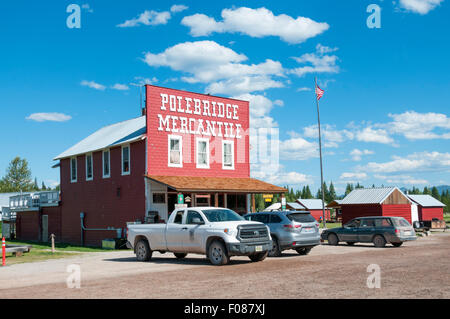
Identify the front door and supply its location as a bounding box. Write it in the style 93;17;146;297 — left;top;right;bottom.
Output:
181;210;207;253
165;210;186;252
41;215;48;242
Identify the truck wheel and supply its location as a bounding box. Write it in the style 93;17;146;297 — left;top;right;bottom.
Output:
268;237;282;257
249;251;268;262
327;233;339;246
135;239;152;261
373;235;386;248
392;242;403;247
295;247;311;255
174;253;187;259
208;240;229;265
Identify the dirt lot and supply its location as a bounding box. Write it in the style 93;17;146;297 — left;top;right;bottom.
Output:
1;232;449;299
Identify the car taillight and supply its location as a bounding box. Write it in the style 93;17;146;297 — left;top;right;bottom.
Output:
395;229;400;234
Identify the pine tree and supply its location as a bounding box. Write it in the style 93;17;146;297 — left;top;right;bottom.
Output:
328;182;336;202
431;186;440;200
345;183;354;195
0;157;34;192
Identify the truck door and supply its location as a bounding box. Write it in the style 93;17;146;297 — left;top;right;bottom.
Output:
165;210;186;252
181;210;207;253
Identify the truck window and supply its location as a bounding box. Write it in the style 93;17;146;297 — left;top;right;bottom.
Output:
173;211;184;224
186;211;204;224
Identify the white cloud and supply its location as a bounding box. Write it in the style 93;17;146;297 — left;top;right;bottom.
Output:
251;164;313;186
273;99;284;107
80;80;106;90
374;174;429;185
181;7;329;44
111;83;129;91
117;10;171;27
340;172;368;180
296;87;311;92
387;110;450;140
134;76;158;85
355;127;394;144
26;113;72;122
399;0;444;14
350;149;374;161
290;44;339;77
303;124;353;147
170;4;188;13
143;40;284;95
279;132;319;160
363;151;450;173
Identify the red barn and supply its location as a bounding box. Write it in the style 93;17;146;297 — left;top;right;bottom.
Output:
407;195;445;221
295;199;331;221
12;85;286;246
340;187;412;225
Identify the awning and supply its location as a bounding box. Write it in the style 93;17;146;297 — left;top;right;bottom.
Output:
146;175;287;194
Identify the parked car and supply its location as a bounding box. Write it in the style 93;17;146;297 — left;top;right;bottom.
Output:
243;211;320;257
321;216;416;248
127;207;272;265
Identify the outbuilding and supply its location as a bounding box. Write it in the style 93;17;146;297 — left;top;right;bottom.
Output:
407;195;445;221
295;198;330;221
340;187;412;224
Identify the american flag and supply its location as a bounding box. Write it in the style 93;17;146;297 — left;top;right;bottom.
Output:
315;84;324;100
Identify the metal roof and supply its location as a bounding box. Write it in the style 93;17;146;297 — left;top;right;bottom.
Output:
340;187;410;205
54;116;146;160
296;198;327;210
263;202;304;211
407;195;445;207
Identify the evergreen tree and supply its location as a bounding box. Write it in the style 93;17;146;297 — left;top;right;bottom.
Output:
345;183;354;195
431;186;440;200
328;182;336;202
304;185;313;199
0;157;34;192
41;181;47;191
33;177;39;191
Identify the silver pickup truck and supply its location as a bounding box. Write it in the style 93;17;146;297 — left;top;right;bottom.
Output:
127;207;272;265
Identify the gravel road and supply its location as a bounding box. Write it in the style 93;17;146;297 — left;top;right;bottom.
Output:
1;232;449;298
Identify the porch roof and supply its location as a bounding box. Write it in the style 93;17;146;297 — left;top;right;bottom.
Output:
146;175;287;193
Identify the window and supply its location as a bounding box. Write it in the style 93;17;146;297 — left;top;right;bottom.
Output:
196;138;209;169
345;219;361;228
103;150;110;178
376;218;394;228
168;135;182;167
361;219;376;228
186;211;205;225
122;145;130;175
152;193;166;204
222;140;234;170
173;210;184;224
70;157;77;182
86;153;93;180
270;214;283;224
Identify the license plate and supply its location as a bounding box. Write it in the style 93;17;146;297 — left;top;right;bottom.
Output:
255;246;262;252
303;227;313;233
403;231;411;236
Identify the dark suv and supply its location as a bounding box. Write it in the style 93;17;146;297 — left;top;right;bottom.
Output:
243;211;320;257
321;216;416;247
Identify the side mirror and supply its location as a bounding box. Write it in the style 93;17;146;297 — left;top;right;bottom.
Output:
192;217;204;225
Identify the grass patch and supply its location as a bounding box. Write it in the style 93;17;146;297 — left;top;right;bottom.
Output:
4;250;78;266
6;239;109;252
320;222;341;229
444;213;450;223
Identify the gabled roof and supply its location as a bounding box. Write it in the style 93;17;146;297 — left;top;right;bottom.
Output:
340;187;411;205
54;116;146;160
296;198;327;210
407;195;445;207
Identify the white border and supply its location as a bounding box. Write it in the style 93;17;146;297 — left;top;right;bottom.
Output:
70;157;77;183
121;144;131;176
222;140;235;170
196;137;210;169
168;135;183;168
102;149;111;178
85;153;93;181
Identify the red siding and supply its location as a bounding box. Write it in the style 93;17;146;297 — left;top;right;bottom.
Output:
146;85;250;178
16;212;40;241
340;204;382;225
419;207;444;221
309;209;331;221
381;204;412;224
43;206;62;241
59;140;146;246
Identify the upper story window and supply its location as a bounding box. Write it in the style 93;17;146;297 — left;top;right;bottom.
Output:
86;153;93;181
168;135;182;167
222;140;234;170
103;149;110;178
122;145;130;175
70;157;77;183
196;138;209;169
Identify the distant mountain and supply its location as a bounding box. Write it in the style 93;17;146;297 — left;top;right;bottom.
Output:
437;185;450;194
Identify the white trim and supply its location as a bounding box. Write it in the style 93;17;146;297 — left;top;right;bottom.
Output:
121;144;131;176
222;140;235;170
70;157;77;183
196;137;210;169
102;149;111;179
168;135;183;168
85;153;93;181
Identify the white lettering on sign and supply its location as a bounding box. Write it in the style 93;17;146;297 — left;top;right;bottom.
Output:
155;94;243;139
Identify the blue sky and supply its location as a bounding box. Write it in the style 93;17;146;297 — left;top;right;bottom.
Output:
0;0;449;194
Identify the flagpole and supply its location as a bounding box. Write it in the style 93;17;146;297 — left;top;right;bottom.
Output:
315;77;327;229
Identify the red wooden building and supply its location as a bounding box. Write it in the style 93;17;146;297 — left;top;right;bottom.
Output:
295;198;331;221
13;85;286;246
407;195;445;221
340;187;413;224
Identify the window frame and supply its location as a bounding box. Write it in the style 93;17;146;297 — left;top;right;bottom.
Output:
196;137;210;169
168;135;183;168
70;157;77;183
102;149;111;179
222;140;235;170
85;153;93;181
121;144;131;176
